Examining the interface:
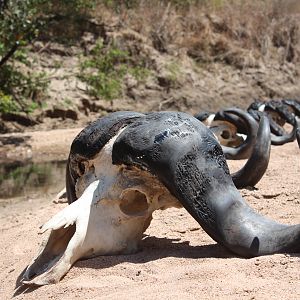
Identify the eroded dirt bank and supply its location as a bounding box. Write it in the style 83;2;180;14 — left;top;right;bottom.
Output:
2;5;300;134
0;141;299;300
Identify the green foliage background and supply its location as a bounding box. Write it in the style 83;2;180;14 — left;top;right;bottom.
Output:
1;0;297;114
0;0;47;113
0;0;101;114
0;0;169;113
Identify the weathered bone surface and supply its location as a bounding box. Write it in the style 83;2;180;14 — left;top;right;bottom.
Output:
207;120;244;148
22;132;181;285
21;111;300;286
195;112;245;148
195;108;260;160
218;108;259;160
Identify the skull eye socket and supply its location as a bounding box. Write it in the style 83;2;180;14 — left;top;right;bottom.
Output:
221;130;230;139
120;190;149;216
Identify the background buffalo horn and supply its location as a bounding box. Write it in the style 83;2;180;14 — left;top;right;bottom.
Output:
231;115;271;188
219;108;259;160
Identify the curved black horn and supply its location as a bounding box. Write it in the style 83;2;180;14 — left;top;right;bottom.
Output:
283;99;300;117
194;111;213;123
112;112;300;257
247;108;284;136
247;109;260;121
66;111;145;204
214;110;247;134
231;115;271;188
248;105;297;145
247;99;265;112
296;127;300;148
268;117;286;136
200;111;271;188
265;100;295;125
270;116;298;146
220;108;259;160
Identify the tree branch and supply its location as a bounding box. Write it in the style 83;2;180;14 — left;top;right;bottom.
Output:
0;42;19;68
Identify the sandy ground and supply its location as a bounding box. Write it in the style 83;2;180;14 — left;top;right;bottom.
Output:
0;137;299;299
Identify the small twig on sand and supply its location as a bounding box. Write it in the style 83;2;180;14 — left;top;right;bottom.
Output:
158;97;174;111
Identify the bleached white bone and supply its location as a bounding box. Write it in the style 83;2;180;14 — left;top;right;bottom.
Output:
22;131;180;285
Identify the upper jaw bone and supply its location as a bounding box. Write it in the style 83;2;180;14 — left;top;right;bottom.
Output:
21;183;95;285
21;166;178;285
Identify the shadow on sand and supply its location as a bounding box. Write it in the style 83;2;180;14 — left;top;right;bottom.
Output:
14;234;233;297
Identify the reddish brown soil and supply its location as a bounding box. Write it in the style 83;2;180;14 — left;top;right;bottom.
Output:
0;136;299;300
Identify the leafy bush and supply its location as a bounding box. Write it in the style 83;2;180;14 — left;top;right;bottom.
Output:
0;0;50;114
0;0;97;114
0;93;18;114
44;0;98;16
79;40;150;100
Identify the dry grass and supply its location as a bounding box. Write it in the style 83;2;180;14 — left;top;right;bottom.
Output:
92;0;300;69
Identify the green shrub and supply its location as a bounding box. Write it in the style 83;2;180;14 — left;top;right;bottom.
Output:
0;0;50;114
79;40;150;100
0;60;49;113
0;93;18;113
0;0;98;114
